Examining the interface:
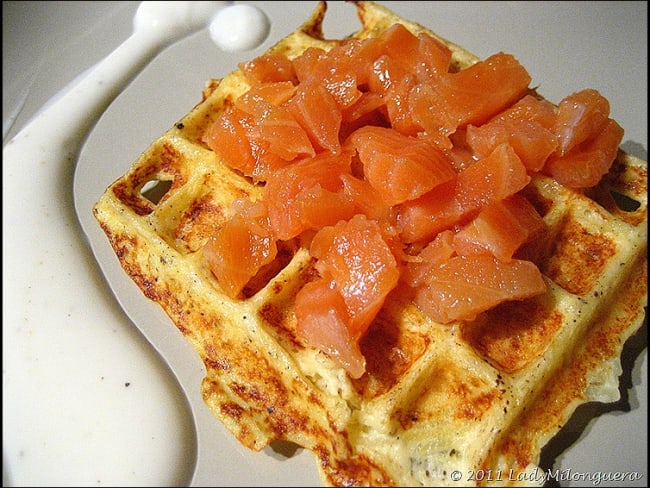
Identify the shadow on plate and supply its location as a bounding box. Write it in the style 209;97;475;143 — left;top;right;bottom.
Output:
539;314;647;487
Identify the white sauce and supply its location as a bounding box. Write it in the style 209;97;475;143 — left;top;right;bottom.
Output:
209;4;270;52
134;1;225;38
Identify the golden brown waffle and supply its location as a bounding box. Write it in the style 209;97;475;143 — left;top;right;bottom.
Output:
93;2;647;485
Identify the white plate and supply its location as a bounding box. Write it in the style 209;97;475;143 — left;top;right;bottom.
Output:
4;2;647;486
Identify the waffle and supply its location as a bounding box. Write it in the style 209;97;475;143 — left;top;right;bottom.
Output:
93;1;647;485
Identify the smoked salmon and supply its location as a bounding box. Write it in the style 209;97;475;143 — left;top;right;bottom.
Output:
203;199;278;298
199;18;624;378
